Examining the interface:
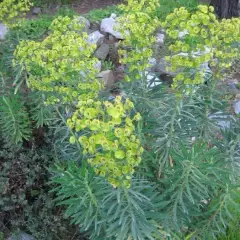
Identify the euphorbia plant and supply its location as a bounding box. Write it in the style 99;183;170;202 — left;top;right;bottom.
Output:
0;0;33;26
9;0;240;239
162;5;240;91
117;0;160;81
14;14;144;188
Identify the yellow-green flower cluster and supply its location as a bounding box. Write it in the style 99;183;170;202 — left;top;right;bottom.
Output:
0;0;33;26
162;5;240;90
67;96;143;188
13;16;103;104
117;0;160;81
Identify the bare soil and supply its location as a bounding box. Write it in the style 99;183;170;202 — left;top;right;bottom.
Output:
71;0;123;13
37;0;123;15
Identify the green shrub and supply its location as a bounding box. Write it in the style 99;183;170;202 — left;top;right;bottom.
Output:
32;0;74;7
0;94;31;144
156;0;201;20
13;16;53;40
85;5;123;22
0;136;87;239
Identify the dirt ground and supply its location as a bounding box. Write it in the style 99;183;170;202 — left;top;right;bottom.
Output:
38;0;123;14
71;0;123;13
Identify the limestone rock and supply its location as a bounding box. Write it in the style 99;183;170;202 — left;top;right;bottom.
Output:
32;7;41;15
8;232;34;240
154;48;212;78
97;70;114;88
144;71;161;88
233;100;240;114
154;58;177;77
88;31;104;47
178;30;188;38
110;13;117;19
208;112;232;129
94;43;110;61
0;23;8;40
156;33;165;46
94;60;102;72
149;58;157;68
90;22;100;32
108;43;119;65
100;17;123;39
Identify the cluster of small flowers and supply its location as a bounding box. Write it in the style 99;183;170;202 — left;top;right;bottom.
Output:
13;16;102;104
117;0;160;81
67;96;143;188
0;0;33;26
14;10;144;188
162;5;240;90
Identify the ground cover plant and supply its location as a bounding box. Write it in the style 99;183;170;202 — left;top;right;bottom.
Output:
0;0;240;239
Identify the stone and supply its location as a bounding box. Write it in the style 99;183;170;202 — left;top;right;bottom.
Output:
222;79;239;95
94;43;110;61
108;34;115;41
8;232;34;240
178;30;189;38
154;58;177;77
94;60;102;72
110;13;117;19
233;100;240;114
97;70;114;88
145;71;162;88
100;17;123;39
32;7;41;15
156;33;165;46
154;48;212;78
115;65;125;73
87;31;104;47
90;22;100;32
108;43;119;65
208;112;232;129
149;58;157;68
0;23;8;40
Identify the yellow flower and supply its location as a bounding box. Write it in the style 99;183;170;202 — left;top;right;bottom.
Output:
69;136;76;144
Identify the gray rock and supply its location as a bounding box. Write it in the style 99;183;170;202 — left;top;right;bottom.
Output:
100;17;123;39
156;33;165;46
154;49;212;78
225;79;239;94
90;22;100;32
108;43;119;64
0;23;8;40
149;58;157;68
108;34;115;41
94;60;102;72
97;70;114;88
208;112;232;129
94;43;110;61
154;58;177;77
88;31;104;47
110;13;117;19
178;30;188;38
233;100;240;114
145;71;161;88
8;232;34;240
115;65;125;73
32;7;41;15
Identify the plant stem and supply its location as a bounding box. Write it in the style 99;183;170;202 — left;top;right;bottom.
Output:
55;106;82;153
